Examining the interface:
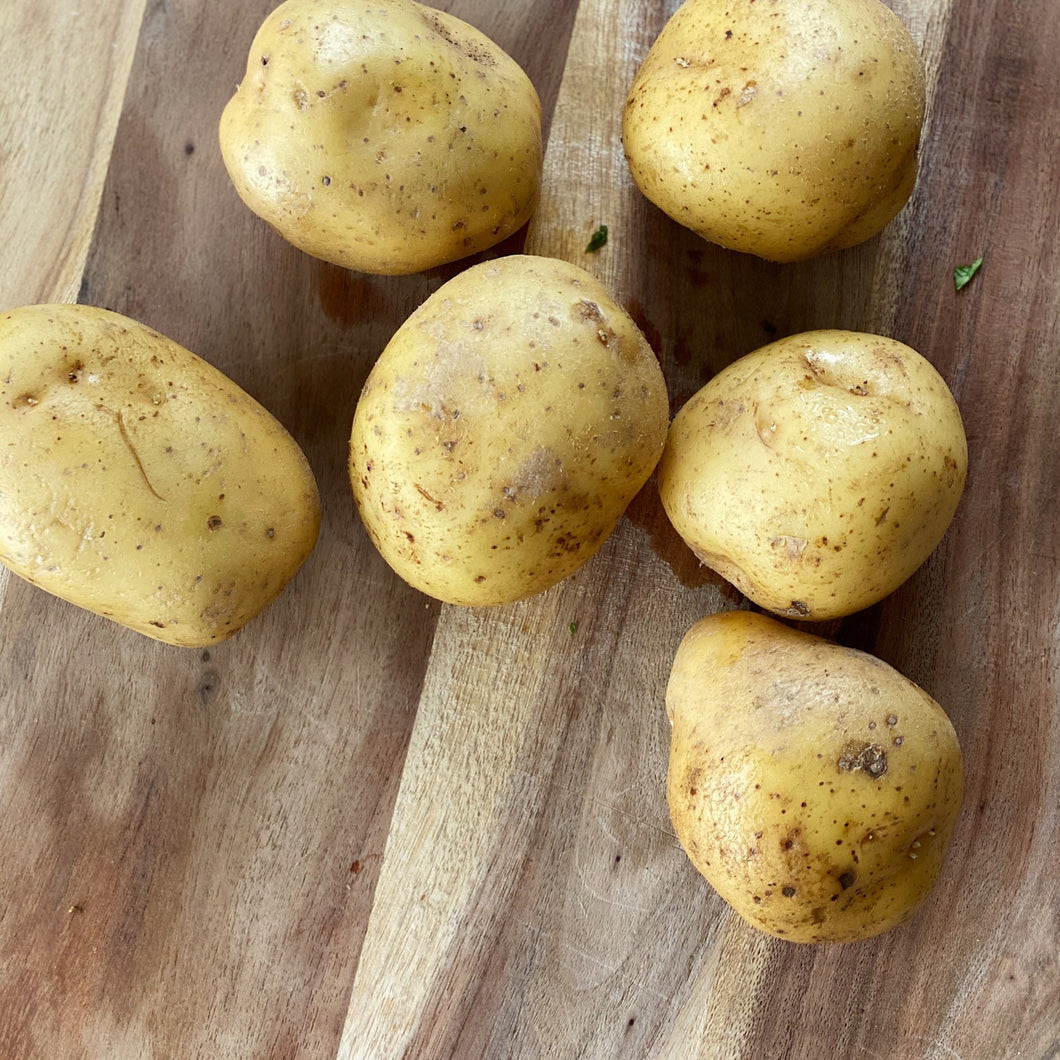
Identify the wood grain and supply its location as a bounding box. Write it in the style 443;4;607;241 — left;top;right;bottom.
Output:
2;0;1059;1057
0;1;147;310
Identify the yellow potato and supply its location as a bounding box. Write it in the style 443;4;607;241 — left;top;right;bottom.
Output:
658;330;967;620
220;0;542;275
667;610;964;943
623;0;926;261
349;255;669;605
0;304;320;646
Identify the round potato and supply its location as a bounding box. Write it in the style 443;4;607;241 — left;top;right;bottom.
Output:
219;0;542;275
349;255;669;605
658;330;967;621
666;610;964;943
0;304;320;646
623;0;926;261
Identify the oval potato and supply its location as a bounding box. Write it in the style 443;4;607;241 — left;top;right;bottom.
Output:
219;0;542;275
666;610;964;943
658;330;967;620
0;304;320;646
623;0;926;261
350;255;669;605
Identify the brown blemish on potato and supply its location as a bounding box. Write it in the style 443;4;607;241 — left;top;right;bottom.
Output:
837;742;888;779
575;299;603;322
420;10;497;66
574;299;622;353
414;483;445;510
736;81;758;107
770;535;807;558
115;409;166;501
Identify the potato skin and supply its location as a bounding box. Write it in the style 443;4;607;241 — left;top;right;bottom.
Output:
666;611;964;943
623;0;926;262
349;255;669;605
0;305;321;646
658;330;967;620
219;0;542;275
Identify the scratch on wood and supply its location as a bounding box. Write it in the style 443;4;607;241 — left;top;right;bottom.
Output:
554;934;672;1004
558;935;620;978
116;409;166;500
856;1037;967;1060
572;786;681;842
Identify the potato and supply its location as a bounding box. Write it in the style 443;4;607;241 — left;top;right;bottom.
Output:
219;0;542;275
622;0;926;261
0;304;320;646
658;330;967;620
349;255;669;605
666;610;964;943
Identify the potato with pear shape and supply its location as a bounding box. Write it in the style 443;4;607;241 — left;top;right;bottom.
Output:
658;330;967;621
623;0;926;261
220;0;542;274
666;610;964;943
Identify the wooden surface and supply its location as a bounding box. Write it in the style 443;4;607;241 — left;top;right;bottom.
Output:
1;0;1058;1057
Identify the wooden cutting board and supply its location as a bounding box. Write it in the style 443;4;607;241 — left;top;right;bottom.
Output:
1;0;1057;1056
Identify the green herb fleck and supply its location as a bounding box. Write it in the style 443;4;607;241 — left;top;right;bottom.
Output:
585;225;608;253
954;256;983;292
569;621;578;635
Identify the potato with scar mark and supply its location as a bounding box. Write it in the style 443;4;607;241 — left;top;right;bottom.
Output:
666;610;964;942
658;330;967;620
349;255;669;605
0;304;320;646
